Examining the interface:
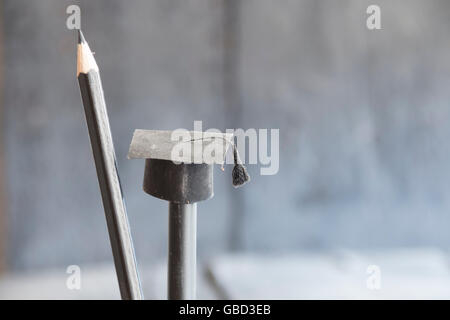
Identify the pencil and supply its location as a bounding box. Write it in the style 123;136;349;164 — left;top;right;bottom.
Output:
77;30;143;300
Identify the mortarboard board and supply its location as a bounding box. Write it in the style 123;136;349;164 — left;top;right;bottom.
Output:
128;129;250;187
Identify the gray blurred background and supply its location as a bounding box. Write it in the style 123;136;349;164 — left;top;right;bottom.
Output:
1;0;450;299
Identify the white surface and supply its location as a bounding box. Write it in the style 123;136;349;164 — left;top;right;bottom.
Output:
1;248;450;299
207;248;450;299
0;262;218;300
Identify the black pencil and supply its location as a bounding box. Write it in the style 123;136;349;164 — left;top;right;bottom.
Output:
77;30;143;300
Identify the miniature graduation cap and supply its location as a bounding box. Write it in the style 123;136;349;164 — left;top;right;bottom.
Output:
128;129;249;204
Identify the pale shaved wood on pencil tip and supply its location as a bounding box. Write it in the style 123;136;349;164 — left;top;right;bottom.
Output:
77;42;99;76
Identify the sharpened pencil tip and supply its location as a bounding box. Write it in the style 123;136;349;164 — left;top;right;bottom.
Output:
78;29;86;44
77;29;98;76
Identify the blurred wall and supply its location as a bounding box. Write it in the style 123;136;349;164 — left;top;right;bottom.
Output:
0;0;5;273
2;0;450;271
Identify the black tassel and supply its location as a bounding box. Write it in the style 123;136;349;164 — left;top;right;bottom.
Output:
186;135;250;187
232;146;250;187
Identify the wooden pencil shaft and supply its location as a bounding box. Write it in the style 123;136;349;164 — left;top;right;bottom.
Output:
78;69;143;300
